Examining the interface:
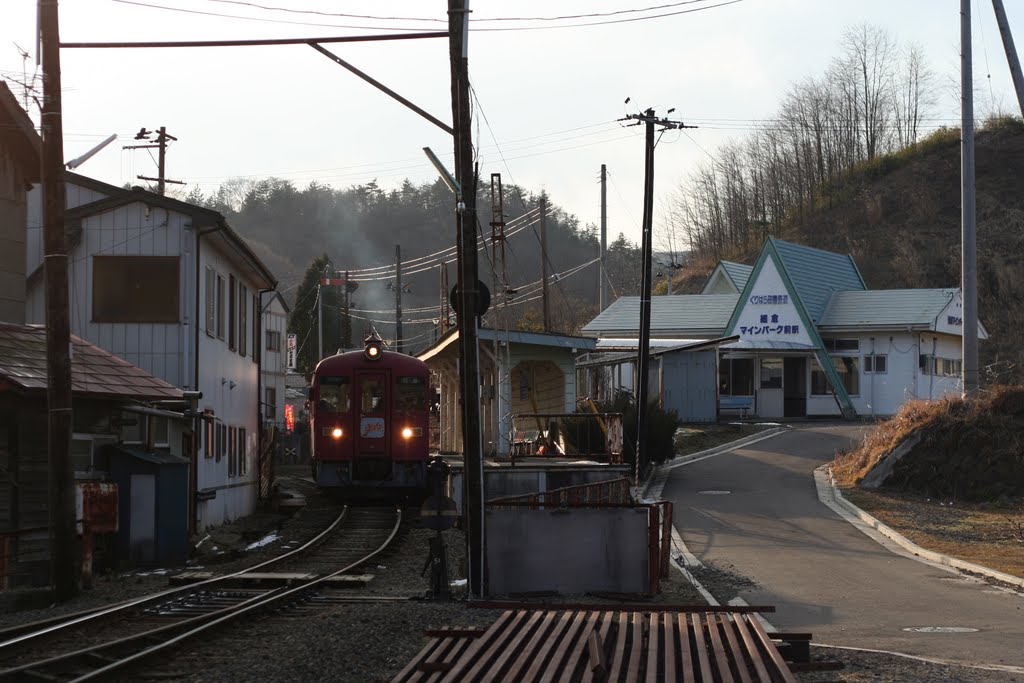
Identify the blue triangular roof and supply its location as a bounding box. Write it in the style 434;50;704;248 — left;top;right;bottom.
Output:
771;239;866;323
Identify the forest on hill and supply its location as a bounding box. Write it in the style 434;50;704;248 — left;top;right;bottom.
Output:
185;177;643;363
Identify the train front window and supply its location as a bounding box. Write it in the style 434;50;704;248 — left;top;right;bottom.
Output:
394;376;427;413
318;377;350;413
361;379;385;415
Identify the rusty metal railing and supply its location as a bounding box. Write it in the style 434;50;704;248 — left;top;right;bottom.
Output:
487;477;633;509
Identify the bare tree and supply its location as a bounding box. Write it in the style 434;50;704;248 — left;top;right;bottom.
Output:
891;42;937;147
841;24;898;161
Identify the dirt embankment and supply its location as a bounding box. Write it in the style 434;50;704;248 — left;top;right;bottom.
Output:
833;385;1024;502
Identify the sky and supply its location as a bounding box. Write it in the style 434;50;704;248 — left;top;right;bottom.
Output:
2;0;1022;270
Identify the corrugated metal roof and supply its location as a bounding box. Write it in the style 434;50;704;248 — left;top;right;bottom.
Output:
818;288;958;328
0;323;183;400
721;261;752;290
581;295;738;336
771;239;865;322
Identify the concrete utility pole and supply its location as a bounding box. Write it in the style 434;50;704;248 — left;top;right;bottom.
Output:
40;0;78;602
317;282;324;362
991;0;1024;118
600;164;608;311
962;0;979;394
449;0;486;598
395;245;403;353
539;194;551;332
343;270;352;350
621;108;695;479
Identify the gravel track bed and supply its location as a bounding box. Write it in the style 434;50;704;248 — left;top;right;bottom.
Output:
7;472;1015;681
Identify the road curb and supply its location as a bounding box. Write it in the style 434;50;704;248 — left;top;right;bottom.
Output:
642;426;788;500
825;468;1024;591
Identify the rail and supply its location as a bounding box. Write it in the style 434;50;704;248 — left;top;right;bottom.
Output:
0;506;403;682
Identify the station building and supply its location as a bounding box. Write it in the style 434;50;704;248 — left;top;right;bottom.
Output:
580;238;988;420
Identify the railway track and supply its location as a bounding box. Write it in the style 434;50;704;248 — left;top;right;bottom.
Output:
0;504;403;682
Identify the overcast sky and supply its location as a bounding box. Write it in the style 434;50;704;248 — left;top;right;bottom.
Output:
2;0;1022;263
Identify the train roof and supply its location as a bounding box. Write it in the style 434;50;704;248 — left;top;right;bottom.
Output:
313;348;429;376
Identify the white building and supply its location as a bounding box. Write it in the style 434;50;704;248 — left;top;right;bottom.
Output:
582;238;988;420
25;173;278;530
259;291;289;432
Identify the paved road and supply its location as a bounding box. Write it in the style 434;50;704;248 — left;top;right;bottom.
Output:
666;425;1024;670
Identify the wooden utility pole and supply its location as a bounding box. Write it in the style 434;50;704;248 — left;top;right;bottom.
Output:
395;245;403;353
449;0;485;597
539;194;550;332
40;0;78;602
621;109;694;479
600;164;608;311
125;126;183;196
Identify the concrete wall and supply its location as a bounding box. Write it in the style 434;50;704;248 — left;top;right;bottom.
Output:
486;507;651;595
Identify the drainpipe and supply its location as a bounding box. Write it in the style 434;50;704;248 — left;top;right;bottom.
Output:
869;337;875;417
930;337;937;399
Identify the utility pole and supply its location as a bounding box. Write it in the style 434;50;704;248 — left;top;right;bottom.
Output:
449;0;485;598
40;0;78;602
395;245;403;353
539;194;550;332
600;164;608;311
317;282;324;362
123;126;184;196
621;108;695;480
439;261;449;334
991;0;1024;118
962;0;979;394
342;270;352;350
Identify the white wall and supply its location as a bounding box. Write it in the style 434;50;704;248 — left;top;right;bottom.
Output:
196;242;262;528
260;294;288;430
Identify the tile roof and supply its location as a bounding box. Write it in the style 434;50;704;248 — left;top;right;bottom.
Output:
581;294;738;337
0;323;182;400
721;261;753;290
818;288;959;328
771;238;866;322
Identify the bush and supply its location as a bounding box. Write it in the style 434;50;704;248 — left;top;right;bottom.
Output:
562;394;680;472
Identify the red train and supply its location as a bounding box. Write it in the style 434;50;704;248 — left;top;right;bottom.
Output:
309;334;431;498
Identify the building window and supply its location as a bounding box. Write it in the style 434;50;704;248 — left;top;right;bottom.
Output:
811;357;860;396
217;275;225;340
120;411;143;443
759;359;783;389
205;418;214;459
252;294;260;365
822;338;860;353
719;358;754;396
150;416;169;447
72;437;93;473
239;427;247;476
265;388;277;420
229;427;237;476
205;267;216;337
239;284;248;357
92;256;179;323
864;354;888;374
228;275;237;350
266;330;281;352
921;355;961;377
217;423;225;462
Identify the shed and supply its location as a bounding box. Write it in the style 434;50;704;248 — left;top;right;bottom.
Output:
102;445;189;567
418;327;596;456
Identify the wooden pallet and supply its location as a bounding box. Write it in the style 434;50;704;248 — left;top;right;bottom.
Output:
393;607;815;683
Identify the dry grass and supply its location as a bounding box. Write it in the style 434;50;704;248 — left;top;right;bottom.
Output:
840;488;1024;579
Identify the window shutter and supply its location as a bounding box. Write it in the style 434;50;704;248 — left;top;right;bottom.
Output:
205;268;216;335
239;284;247;357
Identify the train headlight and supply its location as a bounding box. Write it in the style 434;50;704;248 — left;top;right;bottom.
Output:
401;427;413;439
331;427;343;439
364;342;382;361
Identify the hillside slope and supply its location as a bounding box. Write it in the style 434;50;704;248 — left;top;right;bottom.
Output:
675;121;1024;380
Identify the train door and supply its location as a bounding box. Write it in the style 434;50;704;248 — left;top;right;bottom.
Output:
356;370;388;456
